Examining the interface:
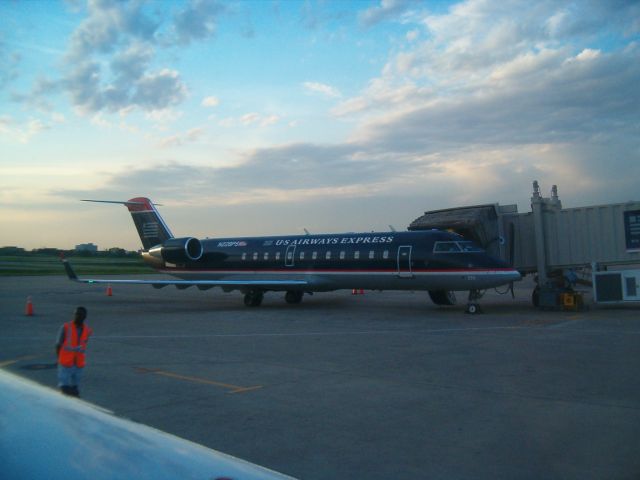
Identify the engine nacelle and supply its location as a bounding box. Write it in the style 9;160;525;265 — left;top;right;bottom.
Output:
148;237;203;263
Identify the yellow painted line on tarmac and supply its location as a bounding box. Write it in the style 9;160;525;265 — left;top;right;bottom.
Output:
0;355;38;368
135;367;262;394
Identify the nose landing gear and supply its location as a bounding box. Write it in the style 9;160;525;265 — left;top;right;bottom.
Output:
465;289;484;314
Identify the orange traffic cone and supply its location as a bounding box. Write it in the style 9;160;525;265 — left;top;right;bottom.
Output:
25;296;34;316
106;284;113;296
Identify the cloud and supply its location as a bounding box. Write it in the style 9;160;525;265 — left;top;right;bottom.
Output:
339;2;640;156
260;115;280;127
132;69;188;110
241;112;261;126
218;113;281;128
0;41;21;89
358;0;413;27
23;0;640;226
55;139;416;203
303;81;342;98
13;0;228;116
347;47;640;181
158;127;205;148
66;0;160;61
201;96;220;107
146;108;183;125
60;2;189;114
173;0;226;45
0;115;49;143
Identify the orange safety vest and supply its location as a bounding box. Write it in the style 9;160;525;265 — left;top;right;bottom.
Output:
58;321;92;368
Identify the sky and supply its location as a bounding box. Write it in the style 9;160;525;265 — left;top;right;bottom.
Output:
1;0;639;251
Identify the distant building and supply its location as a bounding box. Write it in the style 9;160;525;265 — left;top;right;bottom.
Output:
75;243;98;253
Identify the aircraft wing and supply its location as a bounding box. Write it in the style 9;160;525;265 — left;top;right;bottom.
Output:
0;370;295;479
62;259;308;289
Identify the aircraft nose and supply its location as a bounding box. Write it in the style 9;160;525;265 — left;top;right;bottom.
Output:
506;269;522;282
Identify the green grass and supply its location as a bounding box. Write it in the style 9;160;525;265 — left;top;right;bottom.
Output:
0;255;156;276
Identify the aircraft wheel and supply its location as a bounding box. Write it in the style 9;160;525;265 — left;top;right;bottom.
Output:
428;290;457;305
466;303;482;314
285;290;303;304
244;290;264;307
531;287;540;307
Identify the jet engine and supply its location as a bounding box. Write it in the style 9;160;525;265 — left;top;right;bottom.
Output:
148;237;203;263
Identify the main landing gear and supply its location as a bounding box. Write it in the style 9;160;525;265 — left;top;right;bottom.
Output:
244;290;305;307
284;290;304;304
244;289;264;307
428;290;457;306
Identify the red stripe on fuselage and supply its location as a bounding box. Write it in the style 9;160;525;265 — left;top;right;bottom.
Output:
157;268;517;274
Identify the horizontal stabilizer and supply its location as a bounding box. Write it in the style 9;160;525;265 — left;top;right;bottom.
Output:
81;199;163;206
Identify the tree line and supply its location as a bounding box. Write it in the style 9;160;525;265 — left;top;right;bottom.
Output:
0;246;140;258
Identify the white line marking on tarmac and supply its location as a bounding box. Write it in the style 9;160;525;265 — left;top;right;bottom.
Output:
91;326;526;339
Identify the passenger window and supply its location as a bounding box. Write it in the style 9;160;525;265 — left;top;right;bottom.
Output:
253;252;258;260
242;253;247;261
340;251;345;260
275;252;281;261
369;250;374;259
326;251;332;260
383;250;389;259
300;251;305;260
354;251;360;260
263;252;269;261
312;251;318;260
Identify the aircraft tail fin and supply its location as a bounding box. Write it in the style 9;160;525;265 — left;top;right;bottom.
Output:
81;198;173;251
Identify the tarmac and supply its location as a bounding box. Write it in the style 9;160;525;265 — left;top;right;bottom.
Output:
1;274;640;480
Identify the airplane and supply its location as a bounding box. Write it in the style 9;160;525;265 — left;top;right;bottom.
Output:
64;197;521;313
0;370;295;479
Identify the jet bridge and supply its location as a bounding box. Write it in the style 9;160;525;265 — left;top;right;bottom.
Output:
408;181;640;308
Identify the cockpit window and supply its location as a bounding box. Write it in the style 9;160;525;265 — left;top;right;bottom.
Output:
458;241;484;252
433;241;462;253
433;241;484;253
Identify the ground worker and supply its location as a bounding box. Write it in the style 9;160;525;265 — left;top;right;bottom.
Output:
55;306;92;397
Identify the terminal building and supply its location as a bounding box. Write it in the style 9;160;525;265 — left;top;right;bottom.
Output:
74;243;98;253
408;181;640;307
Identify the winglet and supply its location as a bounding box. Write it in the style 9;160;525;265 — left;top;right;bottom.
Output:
62;259;79;281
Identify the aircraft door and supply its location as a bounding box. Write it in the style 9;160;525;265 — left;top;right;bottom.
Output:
397;245;413;278
285;244;296;267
